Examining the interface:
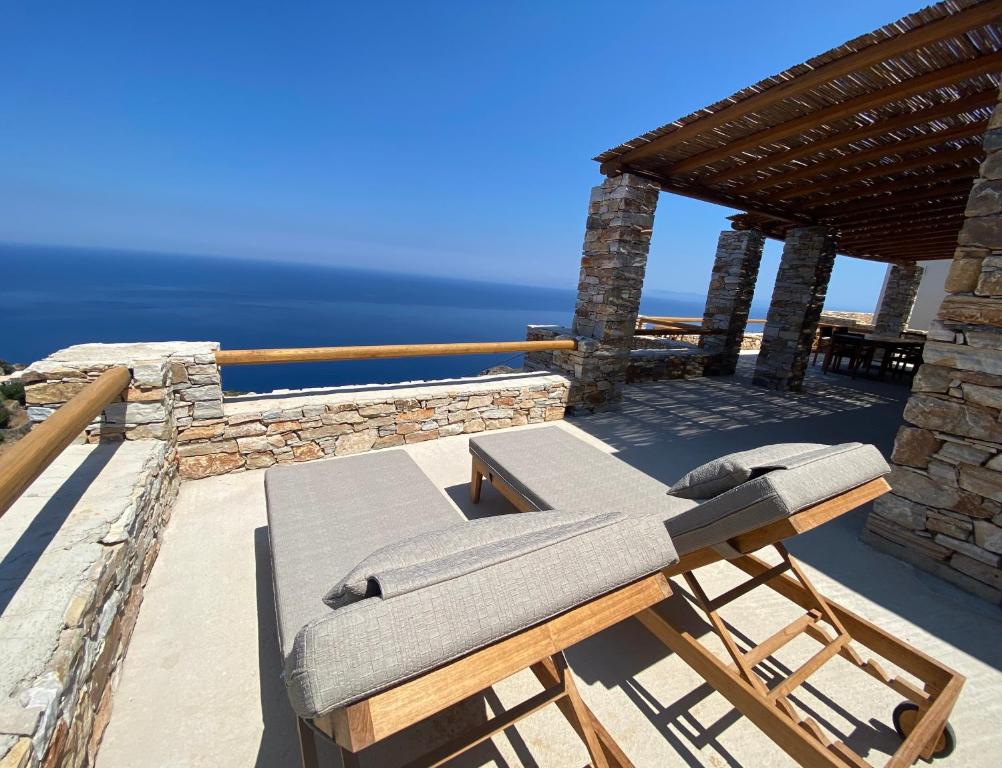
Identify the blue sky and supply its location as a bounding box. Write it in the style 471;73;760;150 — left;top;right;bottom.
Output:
1;1;920;311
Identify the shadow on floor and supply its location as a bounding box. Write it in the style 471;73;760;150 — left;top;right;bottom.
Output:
568;361;1002;672
0;442;120;615
253;527;523;768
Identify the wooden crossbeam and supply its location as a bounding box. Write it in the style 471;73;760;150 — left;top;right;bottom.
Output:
733;118;987;194
704;90;998;184
832;200;967;228
774;144;983;202
806;169;977;213
659;51;1002;176
839;214;963;238
600;2;1002;172
843;229;962;246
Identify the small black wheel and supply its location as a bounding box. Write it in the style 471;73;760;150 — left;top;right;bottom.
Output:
892;701;956;760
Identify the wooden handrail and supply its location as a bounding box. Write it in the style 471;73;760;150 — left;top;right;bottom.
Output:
214;340;577;366
0;365;131;518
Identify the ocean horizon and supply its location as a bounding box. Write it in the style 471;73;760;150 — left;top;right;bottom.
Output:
4;242;774;393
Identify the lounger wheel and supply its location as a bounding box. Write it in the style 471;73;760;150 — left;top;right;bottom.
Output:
892;702;956;760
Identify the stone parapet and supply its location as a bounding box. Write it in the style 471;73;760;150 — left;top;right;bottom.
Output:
626;349;713;382
874;263;924;336
0;441;178;767
753;226;837;391
175;372;570;479
864;90;1002;605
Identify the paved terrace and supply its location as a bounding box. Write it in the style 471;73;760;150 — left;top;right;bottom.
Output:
84;357;1002;767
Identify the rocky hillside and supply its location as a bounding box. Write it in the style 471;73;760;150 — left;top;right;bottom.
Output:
0;360;29;456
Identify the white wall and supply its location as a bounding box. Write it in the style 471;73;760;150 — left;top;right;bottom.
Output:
873;260;950;331
907;260;951;331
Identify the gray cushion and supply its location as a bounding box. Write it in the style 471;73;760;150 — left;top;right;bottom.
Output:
266;450;462;656
667;443;889;553
267;449;679;718
470;427;698;520
469;428;890;556
669;443;828;500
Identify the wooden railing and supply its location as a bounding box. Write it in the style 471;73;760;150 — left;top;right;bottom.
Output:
214;339;577;366
0;366;131;518
0;339;577;517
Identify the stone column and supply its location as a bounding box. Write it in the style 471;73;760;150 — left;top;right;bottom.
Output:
752;226;837;391
699;229;766;375
530;173;658;410
864;92;1002;605
874;263;925;336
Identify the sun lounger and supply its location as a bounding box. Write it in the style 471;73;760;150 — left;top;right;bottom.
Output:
265;449;680;768
470;427;965;768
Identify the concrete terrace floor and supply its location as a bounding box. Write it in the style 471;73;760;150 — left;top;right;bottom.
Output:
96;356;1002;768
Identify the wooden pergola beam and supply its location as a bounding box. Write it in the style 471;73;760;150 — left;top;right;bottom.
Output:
840;217;963;240
774;145;983;202
658;52;1002;177
844;235;961;252
806;170;977;214
600;2;1002;173
733;118;987;195
704;90;998;185
831;200;967;228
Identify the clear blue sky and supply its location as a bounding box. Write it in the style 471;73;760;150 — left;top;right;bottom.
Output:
1;1;920;311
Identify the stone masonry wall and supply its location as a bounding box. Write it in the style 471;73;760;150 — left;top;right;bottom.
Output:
700;230;766;375
753;226;837;391
175;373;569;479
874;263;925;336
863;93;1002;605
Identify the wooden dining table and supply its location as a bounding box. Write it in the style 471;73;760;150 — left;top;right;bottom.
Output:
822;333;925;380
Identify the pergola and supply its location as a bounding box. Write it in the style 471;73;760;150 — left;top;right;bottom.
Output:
534;0;1002;604
595;0;1001;264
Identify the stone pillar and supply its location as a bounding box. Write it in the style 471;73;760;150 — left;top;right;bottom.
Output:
752;226;837;391
533;173;658;410
699;229;766;375
874;263;925;336
863;92;1002;605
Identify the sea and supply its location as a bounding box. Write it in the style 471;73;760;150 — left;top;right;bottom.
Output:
2;243;769;394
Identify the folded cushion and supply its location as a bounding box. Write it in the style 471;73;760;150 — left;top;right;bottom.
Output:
669;443;827;499
326;508;623;607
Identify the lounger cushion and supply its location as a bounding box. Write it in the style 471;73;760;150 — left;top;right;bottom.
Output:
667;442;888;553
469;428;890;557
469;427;699;520
267;449;679;718
266;450;462;656
669;443;828;500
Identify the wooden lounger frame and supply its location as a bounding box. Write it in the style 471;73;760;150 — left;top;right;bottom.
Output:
472;457;966;768
297;567;673;768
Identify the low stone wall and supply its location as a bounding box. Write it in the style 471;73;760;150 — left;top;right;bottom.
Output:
523;325;619;411
0;441;178;768
626;349;713;382
175;372;570;479
634;332;763;350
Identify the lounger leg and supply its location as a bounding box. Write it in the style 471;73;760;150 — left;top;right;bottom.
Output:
470;462;483;503
532;655;626;768
297;717;321;768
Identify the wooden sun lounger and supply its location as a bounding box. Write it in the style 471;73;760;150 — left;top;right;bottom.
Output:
470;433;965;768
265;449;681;768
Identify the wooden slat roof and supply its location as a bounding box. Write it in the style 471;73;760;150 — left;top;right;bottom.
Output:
595;0;1002;262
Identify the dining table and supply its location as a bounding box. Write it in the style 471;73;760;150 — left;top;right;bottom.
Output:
822;333;925;381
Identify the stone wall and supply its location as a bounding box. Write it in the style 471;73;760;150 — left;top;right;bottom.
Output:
176;373;569;480
700;230;766;375
0;441;178;768
874;263;924;336
753;226;838;391
626;349;713;382
863;92;1002;605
